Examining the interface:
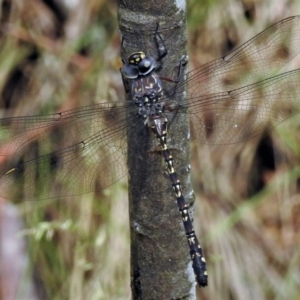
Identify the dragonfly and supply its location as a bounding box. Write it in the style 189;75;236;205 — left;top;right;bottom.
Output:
1;15;300;287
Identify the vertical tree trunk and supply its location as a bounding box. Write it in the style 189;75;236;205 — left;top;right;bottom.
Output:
117;1;196;299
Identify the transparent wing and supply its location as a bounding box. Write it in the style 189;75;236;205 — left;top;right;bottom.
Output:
0;102;143;201
185;16;300;96
166;16;300;144
186;69;300;144
3;16;300;200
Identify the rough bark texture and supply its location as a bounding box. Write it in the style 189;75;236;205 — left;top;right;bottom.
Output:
117;1;196;299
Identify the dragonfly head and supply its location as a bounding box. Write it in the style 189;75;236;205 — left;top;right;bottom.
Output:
121;51;156;79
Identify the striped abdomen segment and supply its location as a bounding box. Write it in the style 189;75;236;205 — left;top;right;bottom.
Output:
149;115;208;287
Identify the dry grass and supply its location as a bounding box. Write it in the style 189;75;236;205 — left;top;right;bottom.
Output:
190;1;300;299
0;1;130;299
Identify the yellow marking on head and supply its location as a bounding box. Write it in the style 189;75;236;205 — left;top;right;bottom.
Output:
204;271;208;276
130;60;135;64
136;57;140;62
140;53;145;59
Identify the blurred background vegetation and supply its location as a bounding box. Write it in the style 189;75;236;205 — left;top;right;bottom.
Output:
0;0;300;299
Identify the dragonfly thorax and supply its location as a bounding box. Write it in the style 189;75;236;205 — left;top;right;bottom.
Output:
138;100;165;119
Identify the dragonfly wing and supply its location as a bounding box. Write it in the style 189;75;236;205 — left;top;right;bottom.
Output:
178;16;300;100
0;102;141;201
188;69;300;144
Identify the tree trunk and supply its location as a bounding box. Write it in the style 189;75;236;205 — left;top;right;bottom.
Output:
117;1;197;299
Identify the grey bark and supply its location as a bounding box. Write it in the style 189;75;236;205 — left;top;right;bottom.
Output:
117;1;196;299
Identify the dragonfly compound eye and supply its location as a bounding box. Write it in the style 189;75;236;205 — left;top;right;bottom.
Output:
137;56;156;75
121;64;139;79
